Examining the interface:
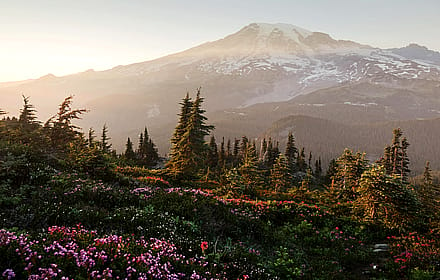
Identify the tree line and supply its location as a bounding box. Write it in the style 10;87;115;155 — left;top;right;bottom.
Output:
1;90;440;230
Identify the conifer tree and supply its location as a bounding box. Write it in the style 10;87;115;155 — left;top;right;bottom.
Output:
169;93;192;152
239;141;263;194
17;95;41;144
226;139;232;156
418;161;440;222
239;136;249;162
285;132;298;172
137;127;159;167
207;135;219;169
270;153;292;192
146;138;159;166
100;124;112;153
45;96;87;151
166;89;213;176
356;164;419;228
138;132;144;154
315;157;322;177
232;138;240;167
324;159;338;186
332;149;368;201
400;137;410;182
18;95;39;127
296;147;307;172
379;128;410;183
88;128;97;148
218;137;226;167
124;137;136;161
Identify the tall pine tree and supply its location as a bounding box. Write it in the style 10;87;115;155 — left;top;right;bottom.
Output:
166;89;213;176
100;124;112;153
124;137;136;161
285;132;298;172
270;153;292;192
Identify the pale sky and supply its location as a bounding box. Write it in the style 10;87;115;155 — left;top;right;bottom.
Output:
1;0;439;82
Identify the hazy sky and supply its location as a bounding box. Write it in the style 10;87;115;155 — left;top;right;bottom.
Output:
1;0;439;82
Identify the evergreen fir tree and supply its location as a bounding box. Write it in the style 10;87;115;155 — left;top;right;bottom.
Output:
18;95;39;127
308;152;313;170
356;164;419;229
233;138;240;167
400;137;410;182
166;89;213;176
141;127;150;156
146;138;159;166
325;159;338;186
45;96;87;151
270;153;292;192
297;147;307;172
239;141;263;195
379;128;411;183
138;132;144;155
124;137;136;161
423;161;433;187
391;128;403;175
285;132;298;172
332;149;368;201
315;157;322;177
17;95;40;144
100;124;112;153
88;128;96;148
418;161;440;222
207;135;219;169
381;146;392;173
239;136;249;162
226;138;232;166
226;138;232;156
138;127;159;167
218;137;226;167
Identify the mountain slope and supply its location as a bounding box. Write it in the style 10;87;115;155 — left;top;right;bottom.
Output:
261;115;440;174
1;22;439;157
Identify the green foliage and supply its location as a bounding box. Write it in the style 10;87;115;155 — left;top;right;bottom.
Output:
166;89;214;177
136;127;159;167
331;149;368;201
100;123;112;153
285;131;298;172
123;137;136;161
44;95;87;153
379;128;411;183
270;153;292;192
417;161;440;224
355;164;420;229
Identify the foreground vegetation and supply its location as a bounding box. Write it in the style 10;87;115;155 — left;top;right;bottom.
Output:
1;93;440;279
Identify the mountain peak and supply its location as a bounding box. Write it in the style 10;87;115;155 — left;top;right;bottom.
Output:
389;43;440;66
189;22;366;56
244;23;313;42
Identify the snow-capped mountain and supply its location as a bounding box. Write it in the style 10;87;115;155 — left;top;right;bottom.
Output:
1;22;440;154
102;22;440;106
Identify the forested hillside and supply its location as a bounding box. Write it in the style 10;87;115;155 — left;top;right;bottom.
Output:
1;92;439;279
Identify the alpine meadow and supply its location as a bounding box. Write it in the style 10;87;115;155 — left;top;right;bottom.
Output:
1;2;440;279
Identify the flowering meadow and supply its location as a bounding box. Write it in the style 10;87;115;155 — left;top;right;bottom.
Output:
0;167;439;279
